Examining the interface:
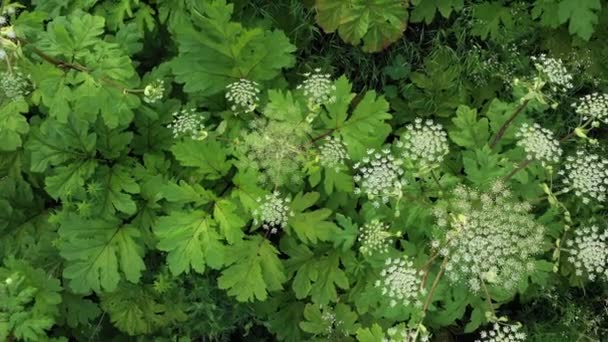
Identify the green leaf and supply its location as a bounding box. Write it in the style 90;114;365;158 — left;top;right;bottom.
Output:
265;89;305;122
283;238;349;305
214;198;246;244
332;214;358;252
58;214;146;293
315;0;408;52
171;0;295;96
485;99;527;147
155;211;224;275
462;146;508;187
37;10;105;59
59;293;101;328
410;0;464;24
0;99;29;151
171;139;231;180
92;164;141;217
356;324;385;342
288;192;338;244
471;2;514;40
322;77;392;159
557;0;601;40
218;235;286;302
449;105;490;148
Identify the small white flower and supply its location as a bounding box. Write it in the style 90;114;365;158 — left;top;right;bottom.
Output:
0;16;6;26
558;151;608;204
297;68;336;109
358;219;393;256
515;123;562;166
566;225;608;281
143;79;164;104
572;92;608;125
225;78;260;114
375;257;424;308
252;191;293;233
166;108;207;140
353;148;406;207
318;136;349;171
531;54;573;92
0;69;31;100
0;49;5;60
475;322;526;342
396;118;449;169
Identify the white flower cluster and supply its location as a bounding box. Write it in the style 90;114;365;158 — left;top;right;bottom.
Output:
558;151;608;204
319;136;349;171
166;108;207;140
353;148;406;208
320;308;344;335
143;79;164;104
435;182;544;292
531;54;573;92
0;69;30;100
252;191;294;234
383;324;429;342
396;118;449;169
566;225;608;281
515;123;562;166
374;257;425;307
358;220;393;256
225;78;260;114
572;92;608;125
475;323;526;342
297;68;336;108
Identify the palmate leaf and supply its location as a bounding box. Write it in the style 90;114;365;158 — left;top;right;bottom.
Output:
321;77;392;159
171;0;296;96
57;214;146;294
288;192;338;244
315;0;409;52
154;211;224;275
0;99;29;151
356;324;385;342
470;2;514;41
410;0;464;24
92;164;141;217
449;105;490;149
171;139;231;180
557;0;601;40
218;235;286;302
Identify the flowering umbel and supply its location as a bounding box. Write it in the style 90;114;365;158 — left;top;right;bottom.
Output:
353;148;406;208
143;79;165;104
475;323;526;342
225;78;260;114
566;225;608;281
515;123;562;166
572;92;608;125
252;191;294;234
383;324;430;342
396;118;449;170
0;68;30;100
358;220;394;256
531;54;573;92
434;182;544;292
318;136;349;172
296;68;336;109
558;151;608;204
374;257;425;307
166;108;207;140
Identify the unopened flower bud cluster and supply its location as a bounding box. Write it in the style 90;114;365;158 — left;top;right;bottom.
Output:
166;108;207;140
296;68;336;108
353;148;406;208
435;182;544;292
358;219;393;256
475;323;526;342
572;92;608;125
143;79;164;104
225;78;260;114
319;136;349;171
566;225;608;281
558;151;608;204
252;191;294;234
0;68;30;100
374;257;425;307
531;54;573;92
396;118;449;169
515;123;562;166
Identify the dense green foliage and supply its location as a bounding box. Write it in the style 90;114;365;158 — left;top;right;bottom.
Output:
1;0;608;341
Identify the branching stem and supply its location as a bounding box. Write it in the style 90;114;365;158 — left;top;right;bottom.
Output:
490;99;530;149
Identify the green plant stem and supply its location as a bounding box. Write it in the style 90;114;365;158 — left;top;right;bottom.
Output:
490;99;530;149
421;258;448;316
480;279;497;320
503;159;533;182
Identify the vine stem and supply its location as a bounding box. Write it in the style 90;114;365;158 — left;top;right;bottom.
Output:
490;99;530;149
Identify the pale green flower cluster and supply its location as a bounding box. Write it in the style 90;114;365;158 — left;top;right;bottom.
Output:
353;148;406;208
319;136;349;171
558;151;608;204
572;92;608;125
531;54;573;92
252;191;294;234
566;225;608;281
225;78;261;114
297;68;336;108
358;219;393;256
475;323;526;342
166;108;207;140
0;69;30;100
374;256;425;308
143;79;165;104
515;123;562;166
396;118;449;169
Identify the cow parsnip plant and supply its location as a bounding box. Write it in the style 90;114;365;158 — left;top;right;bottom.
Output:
1;0;607;341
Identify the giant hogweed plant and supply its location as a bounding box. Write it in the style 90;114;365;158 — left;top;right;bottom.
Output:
0;0;607;341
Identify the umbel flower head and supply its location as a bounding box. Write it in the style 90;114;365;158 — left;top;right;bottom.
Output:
239;118;311;186
143;79;164;104
225;78;260;114
358;219;394;256
434;182;544;292
374;256;425;308
166;108;207;140
531;54;573;92
0;69;31;100
252;191;294;234
383;324;430;342
475;322;526;342
296;68;336;109
572;92;608;125
566;225;608;281
353;148;406;208
515;123;562;166
318;136;349;172
396;118;449;169
558;150;608;204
